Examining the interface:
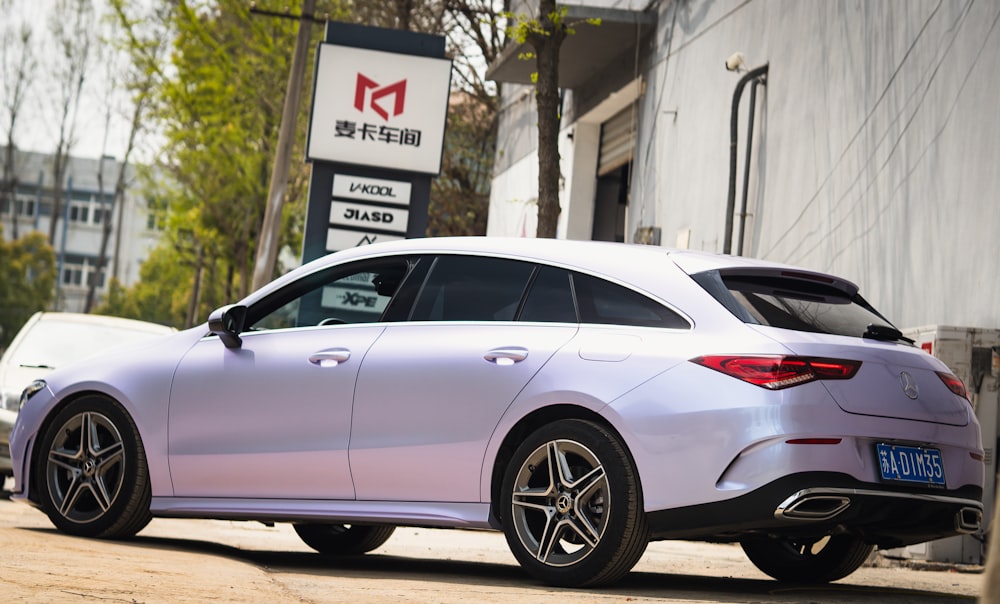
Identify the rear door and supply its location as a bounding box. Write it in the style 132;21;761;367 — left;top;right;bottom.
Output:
349;255;576;502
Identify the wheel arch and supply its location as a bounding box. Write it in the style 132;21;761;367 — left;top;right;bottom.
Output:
487;404;640;528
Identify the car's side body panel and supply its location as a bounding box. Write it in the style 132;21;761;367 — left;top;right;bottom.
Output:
167;325;387;499
351;322;576;502
148;497;494;529
10;327;204;498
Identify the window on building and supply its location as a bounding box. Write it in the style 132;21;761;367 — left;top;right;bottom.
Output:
62;266;83;286
146;196;167;231
60;256;106;290
13;196;36;218
68;202;91;223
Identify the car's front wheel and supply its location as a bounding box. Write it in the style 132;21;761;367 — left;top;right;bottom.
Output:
740;534;874;583
500;419;649;587
36;395;152;538
293;523;396;555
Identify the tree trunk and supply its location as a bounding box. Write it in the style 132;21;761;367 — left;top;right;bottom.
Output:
3;141;18;240
186;246;204;328
84;163;110;313
48;152;67;244
529;0;565;239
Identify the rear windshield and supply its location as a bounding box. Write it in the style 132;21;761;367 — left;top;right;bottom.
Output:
691;271;894;338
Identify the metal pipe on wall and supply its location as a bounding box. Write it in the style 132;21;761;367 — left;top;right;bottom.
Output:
737;76;765;256
724;64;768;255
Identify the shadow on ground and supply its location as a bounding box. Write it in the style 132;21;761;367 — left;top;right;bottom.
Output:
15;526;976;603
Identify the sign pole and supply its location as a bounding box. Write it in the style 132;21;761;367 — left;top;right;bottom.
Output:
251;0;317;292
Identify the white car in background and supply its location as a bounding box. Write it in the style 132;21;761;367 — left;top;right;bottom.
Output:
0;312;175;483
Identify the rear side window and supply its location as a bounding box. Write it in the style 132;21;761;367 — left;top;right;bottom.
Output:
693;271;894;337
404;255;689;328
519;266;578;323
573;273;689;328
518;266;689;329
410;255;534;321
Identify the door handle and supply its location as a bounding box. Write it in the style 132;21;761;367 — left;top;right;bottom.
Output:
484;347;529;365
309;348;351;367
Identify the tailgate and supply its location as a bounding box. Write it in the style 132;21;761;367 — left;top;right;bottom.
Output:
749;326;970;426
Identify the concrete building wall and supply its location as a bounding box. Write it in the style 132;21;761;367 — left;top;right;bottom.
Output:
1;148;162;312
489;0;1000;330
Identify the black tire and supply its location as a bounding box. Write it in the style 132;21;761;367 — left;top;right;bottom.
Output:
740;534;874;583
500;419;649;587
35;395;152;538
294;523;395;555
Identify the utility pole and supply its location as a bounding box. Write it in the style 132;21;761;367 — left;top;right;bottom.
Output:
250;0;317;292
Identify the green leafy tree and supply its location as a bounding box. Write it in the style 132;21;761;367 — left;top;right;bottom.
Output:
506;1;598;238
428;92;492;236
86;1;172;312
46;0;95;245
105;0;345;326
1;3;36;242
159;0;307;301
0;229;56;349
97;242;212;328
103;0;503;326
427;0;505;236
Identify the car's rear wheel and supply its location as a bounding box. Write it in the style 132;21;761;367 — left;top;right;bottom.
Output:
293;523;395;555
36;395;152;538
740;534;874;583
500;419;649;587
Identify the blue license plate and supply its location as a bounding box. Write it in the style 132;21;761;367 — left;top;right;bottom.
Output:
877;443;945;485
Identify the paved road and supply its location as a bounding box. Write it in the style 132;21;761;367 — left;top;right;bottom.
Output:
0;492;982;603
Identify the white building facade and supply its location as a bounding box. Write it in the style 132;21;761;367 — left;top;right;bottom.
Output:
486;0;1000;331
1;148;162;312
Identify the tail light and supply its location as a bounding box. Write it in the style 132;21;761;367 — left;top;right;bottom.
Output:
691;355;862;390
936;372;970;400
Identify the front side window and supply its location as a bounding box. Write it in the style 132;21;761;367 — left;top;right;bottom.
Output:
248;258;410;331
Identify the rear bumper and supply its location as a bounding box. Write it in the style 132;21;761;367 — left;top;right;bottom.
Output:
647;472;983;548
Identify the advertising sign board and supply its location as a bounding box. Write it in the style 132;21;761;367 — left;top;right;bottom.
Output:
307;44;452;174
324;173;410;253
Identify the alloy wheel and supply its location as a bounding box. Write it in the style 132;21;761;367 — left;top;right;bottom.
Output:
509;438;610;567
45;411;126;524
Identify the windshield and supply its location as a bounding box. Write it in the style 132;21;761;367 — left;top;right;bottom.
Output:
692;271;895;338
9;319;169;369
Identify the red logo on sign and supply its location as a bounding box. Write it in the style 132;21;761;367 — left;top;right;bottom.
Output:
354;74;406;121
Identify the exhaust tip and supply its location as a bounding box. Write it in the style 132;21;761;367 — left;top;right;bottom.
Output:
956;507;982;534
777;495;851;520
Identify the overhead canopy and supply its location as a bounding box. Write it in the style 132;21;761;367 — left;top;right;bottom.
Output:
486;6;657;89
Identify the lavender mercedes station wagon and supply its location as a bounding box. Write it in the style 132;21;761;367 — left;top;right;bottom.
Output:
9;237;983;587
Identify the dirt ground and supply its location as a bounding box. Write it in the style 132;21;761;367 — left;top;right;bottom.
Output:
0;486;984;603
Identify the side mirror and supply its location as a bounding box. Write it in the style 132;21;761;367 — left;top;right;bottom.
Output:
208;304;248;349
